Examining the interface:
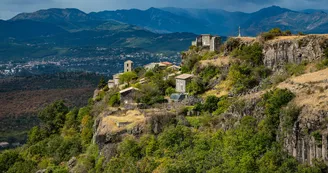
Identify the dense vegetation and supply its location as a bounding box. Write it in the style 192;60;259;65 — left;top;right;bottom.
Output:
3;28;328;173
2;87;326;173
0;100;95;173
0;72;101;149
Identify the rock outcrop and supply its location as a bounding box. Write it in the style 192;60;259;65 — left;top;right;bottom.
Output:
263;35;328;71
225;35;328;71
93;107;177;161
283;107;328;164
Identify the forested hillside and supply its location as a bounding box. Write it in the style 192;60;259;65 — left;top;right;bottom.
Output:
3;29;328;172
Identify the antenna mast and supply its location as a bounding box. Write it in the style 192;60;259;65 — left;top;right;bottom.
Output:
238;26;241;37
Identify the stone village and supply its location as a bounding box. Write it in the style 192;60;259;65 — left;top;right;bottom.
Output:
104;34;222;107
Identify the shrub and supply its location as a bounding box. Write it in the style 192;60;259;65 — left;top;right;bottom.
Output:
158;125;193;151
97;77;107;89
225;38;241;52
311;131;322;146
0;150;23;172
165;87;176;96
316;48;328;70
198;65;220;84
27;126;48;145
81;115;94;147
227;63;259;94
109;93;120;107
231;43;263;66
202;51;217;60
77;107;91;122
213;96;231;116
95;90;105;102
187;78;205;95
281;104;301;132
262;89;295;137
203;95;221;113
181;54;201;73
6;160;36;173
260;28;293;41
284;62;306;76
103;85;109;91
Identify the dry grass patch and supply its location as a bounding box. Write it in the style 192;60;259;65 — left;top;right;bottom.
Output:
277;68;328;110
98;110;145;134
200;56;232;68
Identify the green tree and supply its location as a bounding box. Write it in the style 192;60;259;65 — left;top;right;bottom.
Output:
232;43;263;66
203;95;220;113
0;150;22;172
187;78;205;95
38;100;69;134
98;76;107;89
81;115;94;146
64;108;79;130
120;71;138;86
27;126;47;145
6;160;36;173
165;87;176;96
109;93;120;107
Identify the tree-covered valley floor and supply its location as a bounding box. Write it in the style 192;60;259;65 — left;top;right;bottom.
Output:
2;29;328;173
0;72;102;147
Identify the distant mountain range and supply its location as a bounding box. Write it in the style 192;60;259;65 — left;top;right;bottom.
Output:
2;6;328;62
8;6;328;37
0;8;198;62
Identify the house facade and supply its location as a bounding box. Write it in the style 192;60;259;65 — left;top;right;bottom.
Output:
108;80;115;89
176;74;193;93
119;87;140;106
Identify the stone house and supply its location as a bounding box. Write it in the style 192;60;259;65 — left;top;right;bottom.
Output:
113;73;122;86
108;80;115;89
144;62;167;70
176;74;193;93
168;65;181;71
192;34;221;52
119;87;140;105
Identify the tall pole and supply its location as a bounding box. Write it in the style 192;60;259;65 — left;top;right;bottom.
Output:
238;26;241;37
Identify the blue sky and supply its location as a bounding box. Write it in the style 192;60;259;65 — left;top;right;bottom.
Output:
0;0;327;20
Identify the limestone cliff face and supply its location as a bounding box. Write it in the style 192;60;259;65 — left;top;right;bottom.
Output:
225;35;328;71
263;35;328;71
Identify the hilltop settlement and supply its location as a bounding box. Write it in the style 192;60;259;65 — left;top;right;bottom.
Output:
6;29;328;173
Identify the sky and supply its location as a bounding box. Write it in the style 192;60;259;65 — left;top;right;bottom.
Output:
0;0;328;20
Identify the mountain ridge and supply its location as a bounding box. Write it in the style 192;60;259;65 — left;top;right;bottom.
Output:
11;5;328;36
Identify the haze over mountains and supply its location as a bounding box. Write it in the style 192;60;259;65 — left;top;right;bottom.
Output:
2;5;328;65
6;5;328;37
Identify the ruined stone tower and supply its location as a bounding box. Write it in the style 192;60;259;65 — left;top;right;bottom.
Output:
124;60;133;73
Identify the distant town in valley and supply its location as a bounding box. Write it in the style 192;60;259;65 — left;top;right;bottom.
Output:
0;51;181;77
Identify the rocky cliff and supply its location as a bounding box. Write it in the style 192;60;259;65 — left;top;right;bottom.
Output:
93;107;178;161
263;35;328;71
219;67;328;165
226;35;328;71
